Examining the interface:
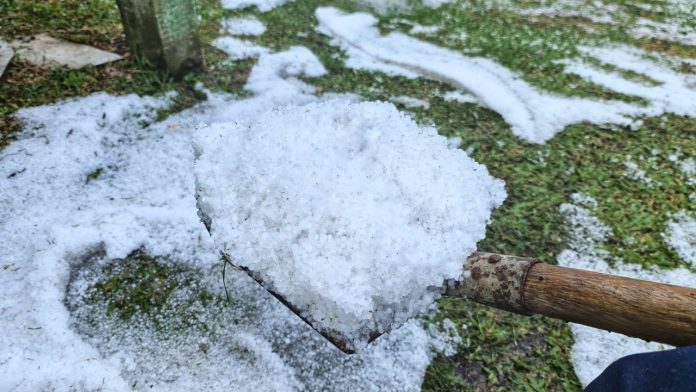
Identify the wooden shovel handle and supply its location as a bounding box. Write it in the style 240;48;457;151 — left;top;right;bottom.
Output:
444;253;696;347
525;263;696;346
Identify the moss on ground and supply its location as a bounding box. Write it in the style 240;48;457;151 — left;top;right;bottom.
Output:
88;251;182;320
75;249;225;333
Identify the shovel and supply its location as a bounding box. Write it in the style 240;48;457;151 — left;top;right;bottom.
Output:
202;196;696;353
191;120;696;353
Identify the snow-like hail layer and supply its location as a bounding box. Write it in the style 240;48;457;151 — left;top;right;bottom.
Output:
315;8;637;144
633;17;696;47
220;16;267;36
391;95;430;109
212;36;268;60
563;45;696;118
220;0;292;12
421;0;455;8
665;212;696;267
0;46;461;391
558;195;696;387
315;8;696;144
513;0;618;25
350;0;452;14
501;0;695;46
409;24;441;35
194;99;505;352
213;14;268;58
443;90;478;104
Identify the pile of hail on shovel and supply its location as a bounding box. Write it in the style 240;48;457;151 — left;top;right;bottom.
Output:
193;98;696;354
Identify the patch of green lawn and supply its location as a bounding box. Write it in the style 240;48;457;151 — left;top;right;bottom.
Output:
69;249;226;334
0;0;122;47
424;299;579;391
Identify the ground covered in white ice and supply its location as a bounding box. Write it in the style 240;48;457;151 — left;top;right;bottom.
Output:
0;46;462;391
2;0;695;390
315;7;696;144
221;15;267;36
221;0;293;12
665;212;696;267
504;0;696;47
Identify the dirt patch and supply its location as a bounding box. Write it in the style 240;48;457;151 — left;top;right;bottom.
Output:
452;355;488;389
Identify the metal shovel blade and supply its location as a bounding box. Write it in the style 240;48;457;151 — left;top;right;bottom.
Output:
197;200;375;354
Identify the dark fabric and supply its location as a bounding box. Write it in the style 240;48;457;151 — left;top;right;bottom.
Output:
586;345;696;392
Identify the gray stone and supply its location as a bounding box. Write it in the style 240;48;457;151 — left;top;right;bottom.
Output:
0;39;13;77
10;34;122;69
116;0;202;78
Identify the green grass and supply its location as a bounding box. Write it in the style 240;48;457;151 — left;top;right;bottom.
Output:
89;251;182;320
571;116;696;269
3;0;696;390
0;0;242;149
424;299;579;391
0;0;122;47
77;249;225;333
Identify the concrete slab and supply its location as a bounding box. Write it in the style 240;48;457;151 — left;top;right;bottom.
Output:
0;39;13;77
10;34;122;69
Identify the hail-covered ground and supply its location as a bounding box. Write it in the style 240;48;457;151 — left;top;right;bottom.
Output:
1;0;695;390
0;48;463;391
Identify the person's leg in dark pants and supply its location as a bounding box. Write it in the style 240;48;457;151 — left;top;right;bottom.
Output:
586;345;696;392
